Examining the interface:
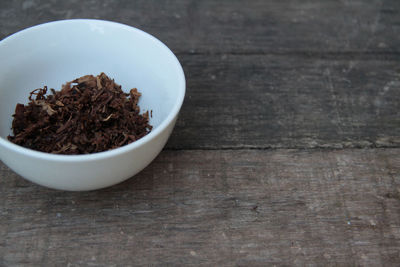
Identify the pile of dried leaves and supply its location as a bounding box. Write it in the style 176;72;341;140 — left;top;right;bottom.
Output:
8;73;152;154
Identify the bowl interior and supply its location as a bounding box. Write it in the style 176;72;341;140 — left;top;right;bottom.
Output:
0;20;184;143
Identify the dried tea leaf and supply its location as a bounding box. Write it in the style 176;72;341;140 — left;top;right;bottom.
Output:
8;73;152;154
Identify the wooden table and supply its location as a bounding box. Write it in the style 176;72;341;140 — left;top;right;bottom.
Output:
1;1;400;266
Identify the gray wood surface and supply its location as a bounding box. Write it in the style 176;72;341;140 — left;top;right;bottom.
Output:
1;0;400;54
1;0;400;266
168;55;400;149
1;149;400;266
0;0;399;149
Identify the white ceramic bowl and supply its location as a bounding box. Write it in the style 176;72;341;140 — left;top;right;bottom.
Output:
0;19;185;191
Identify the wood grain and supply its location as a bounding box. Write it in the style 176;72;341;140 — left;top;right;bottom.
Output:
1;1;400;266
0;54;398;150
1;149;400;266
1;1;399;150
1;0;400;54
167;54;400;149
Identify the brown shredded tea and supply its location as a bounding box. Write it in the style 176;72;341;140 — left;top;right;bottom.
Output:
7;73;152;154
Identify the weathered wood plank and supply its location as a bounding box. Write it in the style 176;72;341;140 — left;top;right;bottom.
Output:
167;54;400;149
1;149;400;266
1;1;399;149
1;0;400;54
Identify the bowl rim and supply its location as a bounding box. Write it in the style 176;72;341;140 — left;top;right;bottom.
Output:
0;19;186;162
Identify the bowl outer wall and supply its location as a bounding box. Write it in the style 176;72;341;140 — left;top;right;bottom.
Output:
0;116;177;191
